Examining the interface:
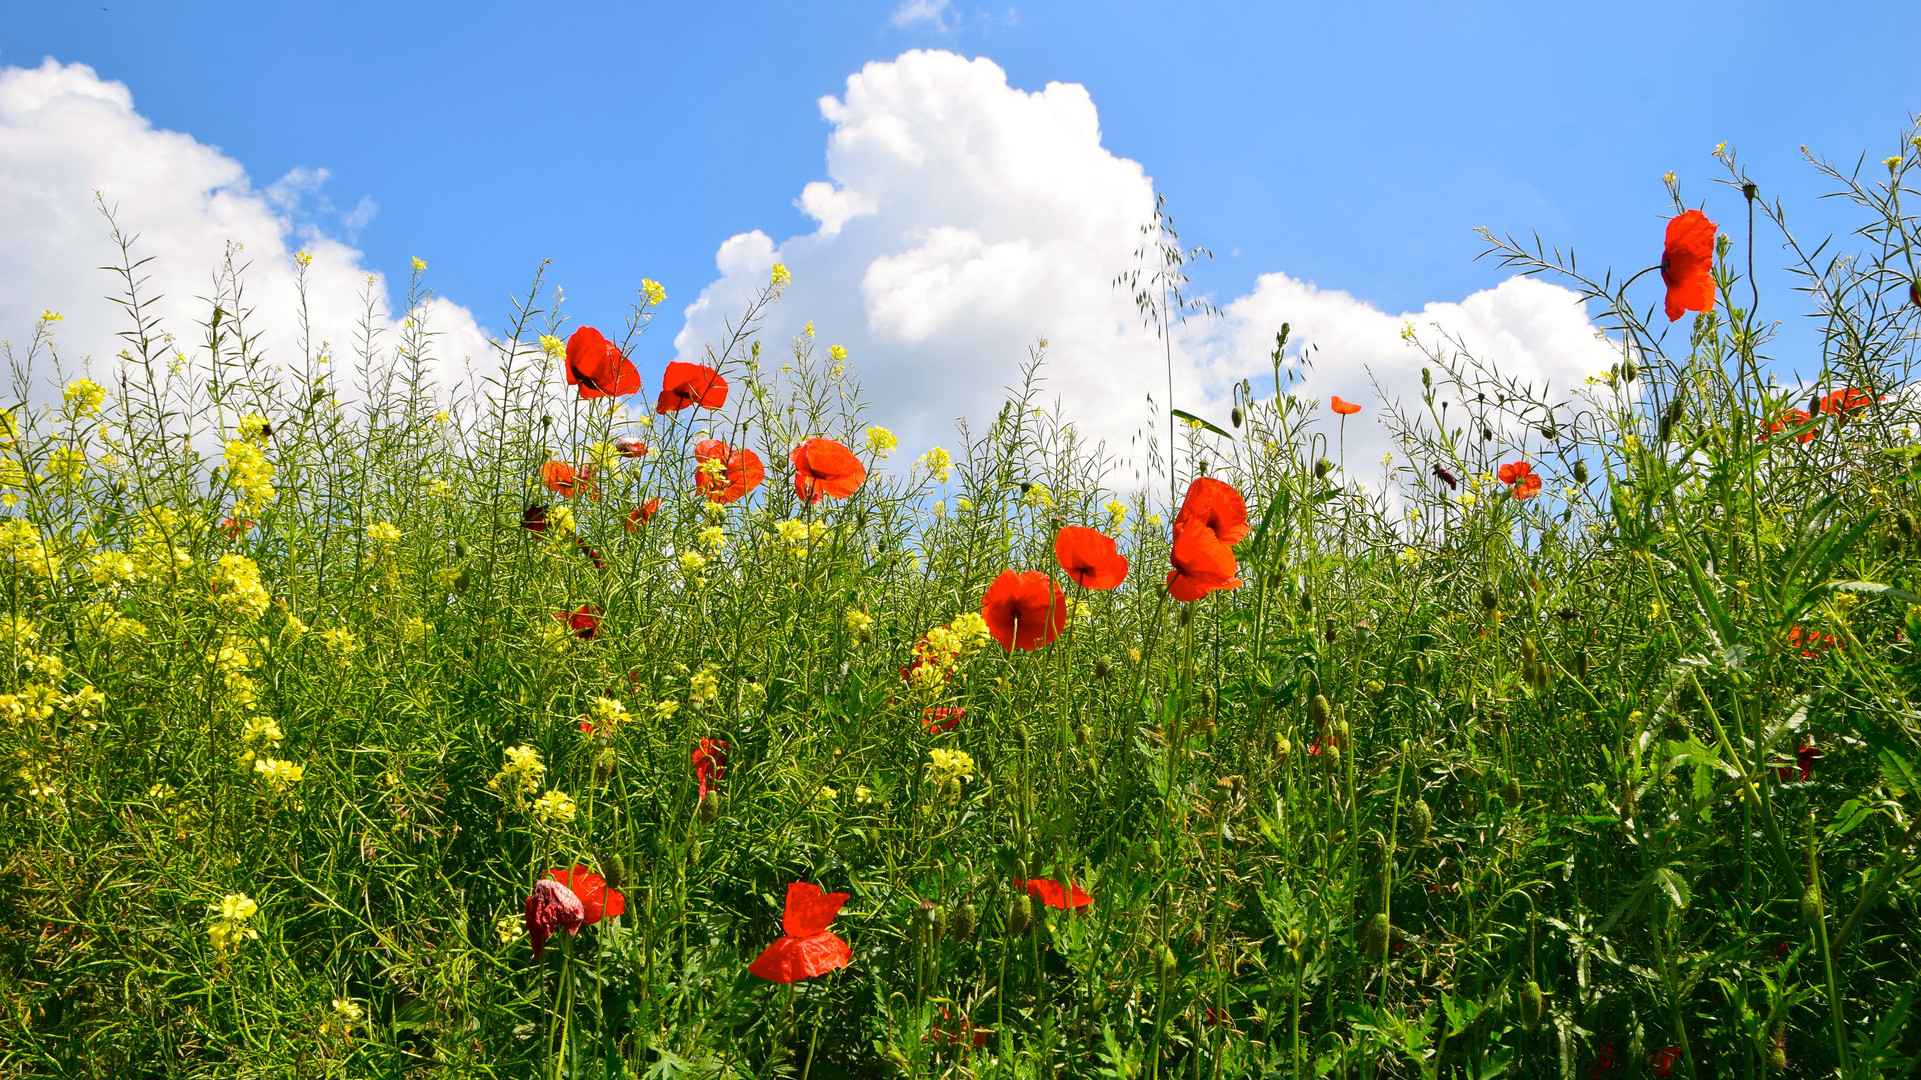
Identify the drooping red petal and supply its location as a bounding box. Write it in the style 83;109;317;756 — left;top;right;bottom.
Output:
656;362;728;413
1023;878;1093;909
1055;526;1128;590
748;931;851;983
524;879;585;959
550;866;612;924
781;881;849;938
1661;210;1718;322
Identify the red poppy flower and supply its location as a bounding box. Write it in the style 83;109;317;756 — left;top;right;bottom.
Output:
1023;878;1093;909
548;865;626;925
694;439;765;504
748;881;853;983
1766;408;1817;444
1511;474;1542;500
1794;741;1819;782
922;706;965;734
1592;1041;1616;1076
1911;280;1920;309
656;361;728;414
564;326;642;399
1166;519;1243;602
980;570;1068;651
523;878;585;959
1660;209;1717;322
1173;477;1250;546
1330;396;1362;415
1786;625;1835;658
579;719;595;734
693;737;728;799
1648;1045;1683;1078
552;604;602;640
540;460;601;502
615;438;649;458
1496;461;1533;485
928;1008;990;1048
626;498;662;531
1816;386;1874;423
220;516;255;538
1055;526;1128;590
791;437;867;503
522;504;549;533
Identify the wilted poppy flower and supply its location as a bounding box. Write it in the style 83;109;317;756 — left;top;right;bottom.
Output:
1511;474;1542;500
1816;386;1874;423
791;437;866;503
548;865;626;925
748;881;852;983
1023;878;1093;909
1660;209;1717;322
693;737;728;799
922;706;965;734
694;439;765;504
1432;464;1458;489
626;498;661;531
615;438;649;458
1496;461;1533;485
980;570;1068;651
574;537;606;570
1766;408;1817;444
1166;519;1243;602
553;604;602;640
564;327;642;399
1173;477;1250;546
656;361;728;414
1055;526;1128;590
523;878;585;959
522;504;549;533
1330;396;1362;415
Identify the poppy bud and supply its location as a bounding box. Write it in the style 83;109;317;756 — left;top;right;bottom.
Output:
1407;798;1433;844
1522;979;1545;1031
1421;367;1431;388
1231;406;1243;428
1322;744;1342;774
1300;589;1313;612
1899;509;1918;540
1308;693;1330;730
453;569;471;594
1272;735;1291;764
1479;585;1498;611
1539;425;1558;441
1480;425;1493;442
1094;656;1112;679
1572;460;1589;484
540;414;553;427
919;900;942;927
1799;887;1822;927
1076;724;1093;747
1144;839;1162;869
1315;458;1333;479
453;541;468;558
1007;894;1033;934
1575;649;1590;682
1178;603;1194;627
1156;943;1178;980
599;853;627;890
1767;1018;1787;1071
1521;637;1539;663
698;789;722;824
949;902;976;940
1623;359;1639;382
1361;912;1389;955
1502;776;1523;806
1324;617;1337;644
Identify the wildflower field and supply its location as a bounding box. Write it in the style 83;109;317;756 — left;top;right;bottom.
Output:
6;134;1921;1080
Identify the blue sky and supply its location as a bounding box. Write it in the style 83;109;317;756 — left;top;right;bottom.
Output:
3;1;1919;466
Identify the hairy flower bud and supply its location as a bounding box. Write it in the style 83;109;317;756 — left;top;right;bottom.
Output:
1007;893;1033;934
1308;694;1331;731
1361;912;1389;956
1522;979;1545;1030
1407;798;1433;844
949;902;976;940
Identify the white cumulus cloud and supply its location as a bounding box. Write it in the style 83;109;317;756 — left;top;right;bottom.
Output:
0;57;489;406
673;49;1617;491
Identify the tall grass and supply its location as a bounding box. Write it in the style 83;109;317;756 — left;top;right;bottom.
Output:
3;128;1921;1080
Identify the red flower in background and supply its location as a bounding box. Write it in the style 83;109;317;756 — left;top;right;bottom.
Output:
1511;474;1543;500
1024;878;1093;909
694;439;765;504
626;498;662;531
564;327;642;399
1648;1045;1683;1078
1590;1041;1616;1077
1778;740;1821;783
656;361;728;414
1055;526;1129;590
1330;395;1362;415
1766;408;1816;444
541;460;601;502
693;738;728;799
1496;461;1533;485
553;604;602;640
615;438;649;458
980;570;1068;651
1786;625;1835;658
522;504;550;533
1661;209;1717;322
1167;519;1242;602
523;878;584;959
922;707;965;734
574;537;606;570
749;882;852;983
791;437;867;503
548;865;626;925
1816;386;1874;423
220;516;255;538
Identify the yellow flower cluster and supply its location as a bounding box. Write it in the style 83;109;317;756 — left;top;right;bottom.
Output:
770;263;791;288
129;508;192;581
0;458;25;508
224;439;277;513
207;893;260;951
1105;499;1129;529
845;609;874;634
538;334;565;360
864;426;897;457
318;628;358;665
487;744;545;802
688;663;720;705
495;912;526;946
240;714;284;764
775;517;832;558
254;757;304;791
1023;484;1054;509
48;447;86;483
927;748;976;802
63;378;106;419
365;521;401;546
588;696;630;734
642;279;666;306
697;525;727;551
531;789;577;825
0;518;57;579
320;998;363;1041
211;553;270;618
830;344;849;363
918;446;953;482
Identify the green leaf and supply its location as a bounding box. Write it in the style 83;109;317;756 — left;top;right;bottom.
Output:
1170;408;1234;439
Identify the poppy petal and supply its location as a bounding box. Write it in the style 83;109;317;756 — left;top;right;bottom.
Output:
781;881;849;938
1661;209;1718;322
1055;526;1128;590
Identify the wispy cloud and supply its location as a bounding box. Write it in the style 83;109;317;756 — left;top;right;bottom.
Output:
890;0;955;31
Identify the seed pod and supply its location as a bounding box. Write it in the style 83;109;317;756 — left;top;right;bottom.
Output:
1324;617;1337;643
1300;589;1314;612
1480;425;1494;442
1572;460;1589;484
1539;425;1558;441
1308;694;1331;730
949;902;976;940
698;790;722;824
1522;979;1545;1030
1007;893;1033;934
1361;912;1389;955
919;900;942;927
453;569;471;594
1622;359;1638;382
1479;585;1499;611
1407;798;1433;844
1421;367;1431;388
